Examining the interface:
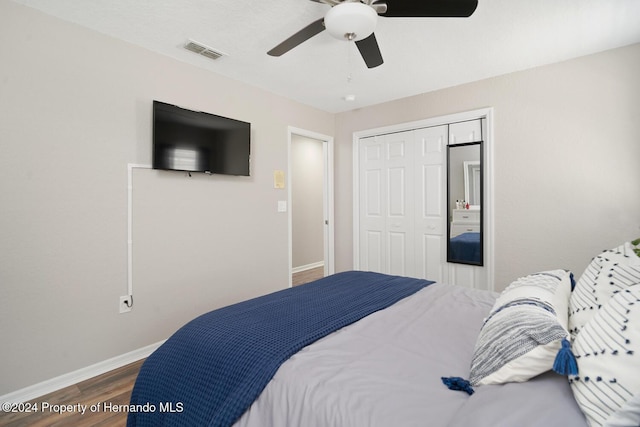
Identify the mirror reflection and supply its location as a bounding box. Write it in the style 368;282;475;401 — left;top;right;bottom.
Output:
447;142;483;265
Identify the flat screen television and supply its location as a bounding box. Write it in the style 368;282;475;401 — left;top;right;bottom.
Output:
152;100;251;176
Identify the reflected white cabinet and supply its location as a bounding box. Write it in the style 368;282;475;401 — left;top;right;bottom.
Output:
450;209;480;237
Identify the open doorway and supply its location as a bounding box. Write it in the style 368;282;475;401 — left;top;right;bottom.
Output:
288;127;334;287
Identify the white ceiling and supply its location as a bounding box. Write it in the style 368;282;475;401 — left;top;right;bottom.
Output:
11;0;640;113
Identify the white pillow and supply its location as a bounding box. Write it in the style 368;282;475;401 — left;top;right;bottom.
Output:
569;241;640;339
469;269;574;386
570;285;640;427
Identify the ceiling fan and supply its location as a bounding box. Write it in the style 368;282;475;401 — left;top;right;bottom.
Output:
267;0;479;69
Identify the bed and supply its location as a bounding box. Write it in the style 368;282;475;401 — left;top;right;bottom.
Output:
448;231;481;264
127;240;640;427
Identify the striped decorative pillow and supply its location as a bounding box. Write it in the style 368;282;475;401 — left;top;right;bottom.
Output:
469;270;574;386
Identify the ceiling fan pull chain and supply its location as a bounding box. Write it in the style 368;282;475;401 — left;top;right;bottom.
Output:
342;37;357;102
347;37;353;83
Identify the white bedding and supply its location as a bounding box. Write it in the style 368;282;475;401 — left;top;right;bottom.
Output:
235;283;586;427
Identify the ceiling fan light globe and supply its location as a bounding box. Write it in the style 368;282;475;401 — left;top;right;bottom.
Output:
324;2;378;41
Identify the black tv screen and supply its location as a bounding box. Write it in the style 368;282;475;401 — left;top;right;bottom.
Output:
152;101;251;176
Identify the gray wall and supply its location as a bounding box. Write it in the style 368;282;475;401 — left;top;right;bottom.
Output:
0;2;334;394
333;43;640;290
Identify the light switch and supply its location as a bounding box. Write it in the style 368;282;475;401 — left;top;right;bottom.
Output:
277;200;287;212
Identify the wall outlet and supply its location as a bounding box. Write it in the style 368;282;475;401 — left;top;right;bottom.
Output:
119;295;132;314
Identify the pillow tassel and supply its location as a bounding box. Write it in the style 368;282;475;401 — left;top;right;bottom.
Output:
441;377;475;395
553;338;578;376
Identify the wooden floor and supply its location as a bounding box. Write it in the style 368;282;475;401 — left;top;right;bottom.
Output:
0;269;325;426
292;266;324;286
0;359;143;427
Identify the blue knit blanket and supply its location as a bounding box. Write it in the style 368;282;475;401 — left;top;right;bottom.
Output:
127;271;433;427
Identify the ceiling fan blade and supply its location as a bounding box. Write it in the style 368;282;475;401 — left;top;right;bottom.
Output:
375;0;478;18
268;18;326;57
355;33;384;69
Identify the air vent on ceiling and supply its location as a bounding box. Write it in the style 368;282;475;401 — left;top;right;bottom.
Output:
184;40;226;61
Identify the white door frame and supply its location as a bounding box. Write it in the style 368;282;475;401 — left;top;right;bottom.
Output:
352;108;494;290
288;127;335;287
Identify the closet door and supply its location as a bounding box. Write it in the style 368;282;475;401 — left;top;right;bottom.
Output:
355;111;492;290
358;131;415;276
414;125;447;283
358;135;385;273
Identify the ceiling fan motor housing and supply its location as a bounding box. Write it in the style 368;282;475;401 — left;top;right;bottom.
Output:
324;2;378;41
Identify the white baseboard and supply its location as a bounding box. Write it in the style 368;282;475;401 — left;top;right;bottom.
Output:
0;340;165;404
291;261;324;274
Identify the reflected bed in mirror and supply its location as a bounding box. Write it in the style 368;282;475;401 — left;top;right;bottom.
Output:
447;141;483;265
